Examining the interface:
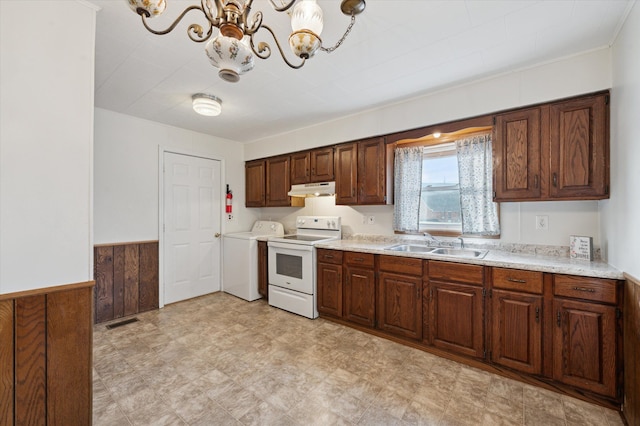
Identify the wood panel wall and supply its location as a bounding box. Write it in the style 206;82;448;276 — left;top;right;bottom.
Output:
0;282;94;425
623;273;640;426
94;241;159;324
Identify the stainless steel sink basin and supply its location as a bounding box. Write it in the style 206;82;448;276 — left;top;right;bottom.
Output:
384;244;433;253
429;247;488;258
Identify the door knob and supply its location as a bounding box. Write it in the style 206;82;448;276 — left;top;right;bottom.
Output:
214;233;221;238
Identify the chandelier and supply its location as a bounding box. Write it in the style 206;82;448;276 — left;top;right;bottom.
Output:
127;0;366;83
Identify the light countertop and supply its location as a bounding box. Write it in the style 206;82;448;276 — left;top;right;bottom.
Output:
315;239;623;280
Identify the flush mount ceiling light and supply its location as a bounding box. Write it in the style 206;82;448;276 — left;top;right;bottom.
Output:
126;0;366;83
192;93;222;116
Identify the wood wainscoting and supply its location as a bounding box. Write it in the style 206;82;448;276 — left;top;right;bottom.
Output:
94;241;159;324
623;273;640;426
0;281;94;425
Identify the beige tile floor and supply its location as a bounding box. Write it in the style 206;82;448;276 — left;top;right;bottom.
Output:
93;292;624;426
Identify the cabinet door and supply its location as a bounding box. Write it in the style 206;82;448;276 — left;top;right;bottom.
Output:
266;156;291;207
344;267;375;327
357;137;386;204
290;152;310;185
317;262;343;318
378;272;422;340
335;143;358;204
493;108;542;201
245;160;265;207
310;147;334;182
491;290;542;374
430;281;484;358
553;299;617;397
549;94;609;199
257;241;268;299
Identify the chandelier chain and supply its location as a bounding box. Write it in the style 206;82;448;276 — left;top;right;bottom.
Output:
320;15;356;53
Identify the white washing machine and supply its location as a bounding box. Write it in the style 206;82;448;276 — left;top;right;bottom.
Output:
222;221;284;301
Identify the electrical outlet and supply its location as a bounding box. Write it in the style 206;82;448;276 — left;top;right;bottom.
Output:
367;215;375;225
535;215;548;230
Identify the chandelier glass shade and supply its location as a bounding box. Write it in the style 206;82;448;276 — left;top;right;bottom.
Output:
192;94;222;116
126;0;366;82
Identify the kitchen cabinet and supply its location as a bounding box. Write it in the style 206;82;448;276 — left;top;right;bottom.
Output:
245;159;266;207
291;147;335;185
490;268;544;375
343;252;376;327
290;152;310;185
266;155;291;207
335;137;386;205
493;91;609;202
316;249;343;318
552;274;620;398
258;241;268;300
377;256;423;340
310;147;334;182
428;261;485;359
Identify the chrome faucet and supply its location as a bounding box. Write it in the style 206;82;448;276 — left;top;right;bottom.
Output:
423;232;440;246
457;237;464;249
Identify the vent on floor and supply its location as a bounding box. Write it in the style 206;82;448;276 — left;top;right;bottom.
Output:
105;317;139;330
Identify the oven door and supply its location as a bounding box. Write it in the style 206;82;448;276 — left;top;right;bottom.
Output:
268;241;315;294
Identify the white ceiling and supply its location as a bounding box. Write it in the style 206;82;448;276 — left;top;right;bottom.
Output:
91;0;633;143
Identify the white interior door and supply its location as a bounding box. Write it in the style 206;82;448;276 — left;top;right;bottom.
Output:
164;152;221;304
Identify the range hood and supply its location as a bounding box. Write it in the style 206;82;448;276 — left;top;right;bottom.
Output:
288;181;336;197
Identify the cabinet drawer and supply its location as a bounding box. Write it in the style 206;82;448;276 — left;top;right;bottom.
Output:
379;255;422;276
344;252;375;268
428;261;483;286
493;268;543;294
554;275;618;304
317;249;343;265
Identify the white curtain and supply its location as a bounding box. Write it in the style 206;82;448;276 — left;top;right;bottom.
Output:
456;134;500;236
393;146;423;232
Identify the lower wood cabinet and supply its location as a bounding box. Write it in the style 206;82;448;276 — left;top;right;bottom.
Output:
491;289;543;375
427;261;485;359
344;252;376;327
378;255;423;340
314;251;622;405
258;241;268;300
552;274;620;398
490;267;544;375
317;249;343;317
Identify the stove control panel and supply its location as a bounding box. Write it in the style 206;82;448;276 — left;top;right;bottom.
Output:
295;216;341;231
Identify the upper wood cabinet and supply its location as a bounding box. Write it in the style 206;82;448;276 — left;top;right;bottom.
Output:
493;91;609;202
245;159;266;207
290;147;335;185
266;155;291;206
310;147;334;182
290;152;310;185
335;137;387;205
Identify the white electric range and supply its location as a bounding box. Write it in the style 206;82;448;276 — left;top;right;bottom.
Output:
267;216;341;319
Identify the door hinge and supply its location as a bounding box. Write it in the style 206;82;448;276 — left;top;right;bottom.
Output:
616;308;622;319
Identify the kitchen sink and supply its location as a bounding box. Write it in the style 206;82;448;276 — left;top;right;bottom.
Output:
429;247;488;259
384;244;433;253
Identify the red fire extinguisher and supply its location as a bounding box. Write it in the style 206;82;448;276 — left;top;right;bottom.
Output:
226;184;233;214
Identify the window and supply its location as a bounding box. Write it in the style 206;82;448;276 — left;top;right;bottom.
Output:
393;129;500;237
419;143;462;233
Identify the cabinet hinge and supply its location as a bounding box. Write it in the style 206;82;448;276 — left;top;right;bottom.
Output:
493;116;496;125
493;191;497;199
483;349;487;359
616;308;622;319
482;288;486;298
605;94;610;105
618;386;624;399
605;185;609;195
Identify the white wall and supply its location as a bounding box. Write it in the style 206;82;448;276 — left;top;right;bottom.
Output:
93;108;252;245
0;1;97;294
602;2;640;277
246;49;610;249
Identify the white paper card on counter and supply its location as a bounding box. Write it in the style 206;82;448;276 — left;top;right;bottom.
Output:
570;235;593;261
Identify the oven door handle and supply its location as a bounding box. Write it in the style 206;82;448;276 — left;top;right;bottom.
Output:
267;241;314;252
